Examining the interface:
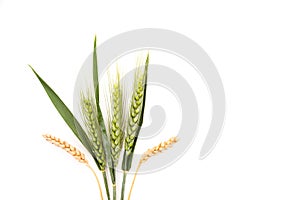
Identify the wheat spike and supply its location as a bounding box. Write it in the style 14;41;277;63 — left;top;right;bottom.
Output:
140;136;178;163
43;134;88;164
127;136;179;200
80;92;106;170
81;92;112;200
42;134;104;200
107;68;125;167
121;54;149;200
124;54;149;155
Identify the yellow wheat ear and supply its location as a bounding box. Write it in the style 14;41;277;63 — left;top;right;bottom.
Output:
43;134;104;200
128;136;179;200
43;134;88;163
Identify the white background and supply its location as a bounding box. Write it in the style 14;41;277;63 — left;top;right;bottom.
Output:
1;0;300;200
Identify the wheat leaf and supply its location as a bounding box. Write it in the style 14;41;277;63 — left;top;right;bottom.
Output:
29;65;94;156
93;37;108;137
93;36;100;116
92;38;116;184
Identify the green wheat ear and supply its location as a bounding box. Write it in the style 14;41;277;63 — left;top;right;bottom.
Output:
107;68;125;167
80;91;106;170
80;91;112;199
122;54;149;171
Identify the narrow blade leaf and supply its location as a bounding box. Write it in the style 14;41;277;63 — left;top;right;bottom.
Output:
29;65;94;156
93;37;108;137
93;39;115;183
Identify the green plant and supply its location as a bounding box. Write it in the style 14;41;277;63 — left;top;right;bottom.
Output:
30;37;177;200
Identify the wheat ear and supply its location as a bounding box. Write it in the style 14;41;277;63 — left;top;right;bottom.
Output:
124;54;149;157
80;92;112;200
80;92;106;170
43;134;104;200
127;136;179;200
107;67;126;200
121;55;149;200
107;68;125;167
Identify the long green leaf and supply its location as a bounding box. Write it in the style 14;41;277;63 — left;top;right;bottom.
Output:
93;36;100;116
29;65;94;156
93;37;108;138
93;38;116;184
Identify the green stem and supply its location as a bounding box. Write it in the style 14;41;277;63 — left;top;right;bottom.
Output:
102;171;111;200
121;171;127;200
106;164;116;200
108;167;116;200
113;184;117;200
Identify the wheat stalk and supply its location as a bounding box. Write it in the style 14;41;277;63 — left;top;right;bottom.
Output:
80;92;111;200
106;68;126;200
127;136;179;200
42;134;104;200
121;54;149;200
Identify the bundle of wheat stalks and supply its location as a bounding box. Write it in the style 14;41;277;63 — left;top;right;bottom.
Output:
30;37;179;200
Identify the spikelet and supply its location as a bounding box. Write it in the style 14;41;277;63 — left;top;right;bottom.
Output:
43;134;88;164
